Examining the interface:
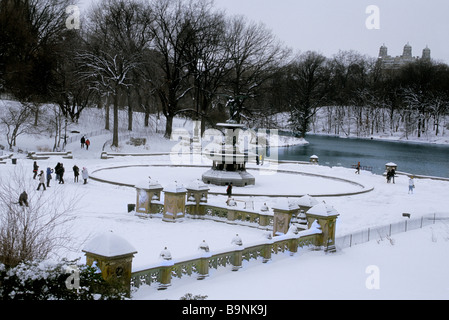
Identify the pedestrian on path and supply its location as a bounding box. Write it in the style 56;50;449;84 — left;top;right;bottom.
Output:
57;163;65;184
73;165;79;183
19;191;29;207
408;176;415;194
46;167;53;187
85;138;90;150
37;170;46;191
81;136;85;149
33;161;39;179
82;167;89;184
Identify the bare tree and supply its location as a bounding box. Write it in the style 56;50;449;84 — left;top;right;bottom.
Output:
221;15;290;124
0;101;36;149
77;51;139;147
148;0;198;138
287;51;329;138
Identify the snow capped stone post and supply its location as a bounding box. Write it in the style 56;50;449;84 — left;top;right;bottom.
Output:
306;202;339;253
186;179;210;218
82;232;137;296
258;203;272;229
310;155;319;164
231;234;243;271
197;240;211;280
158;247;174;290
163;182;187;222
272;200;299;237
135;178;163;215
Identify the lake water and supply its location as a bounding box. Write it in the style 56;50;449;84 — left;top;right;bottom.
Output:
275;135;449;178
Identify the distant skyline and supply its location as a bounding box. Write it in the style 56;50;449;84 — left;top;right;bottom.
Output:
78;0;449;63
213;0;449;63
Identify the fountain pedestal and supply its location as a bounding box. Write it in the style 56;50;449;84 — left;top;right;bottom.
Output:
202;123;255;187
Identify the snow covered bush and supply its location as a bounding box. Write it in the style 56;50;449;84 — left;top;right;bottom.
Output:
180;293;208;300
0;259;126;300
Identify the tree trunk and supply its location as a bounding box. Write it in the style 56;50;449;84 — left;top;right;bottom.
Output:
105;96;110;131
112;93;119;147
127;89;133;131
164;114;173;139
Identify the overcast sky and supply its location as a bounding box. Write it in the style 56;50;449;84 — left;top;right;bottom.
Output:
78;0;449;63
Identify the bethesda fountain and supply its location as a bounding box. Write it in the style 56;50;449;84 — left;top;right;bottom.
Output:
202;122;255;187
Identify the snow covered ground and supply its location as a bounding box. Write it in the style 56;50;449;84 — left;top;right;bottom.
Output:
1;106;448;300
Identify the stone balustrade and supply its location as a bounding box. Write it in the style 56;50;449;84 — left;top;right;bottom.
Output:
130;231;320;290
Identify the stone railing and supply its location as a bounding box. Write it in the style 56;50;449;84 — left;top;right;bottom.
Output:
27;151;73;160
188;203;274;230
137;201;274;230
130;230;320;290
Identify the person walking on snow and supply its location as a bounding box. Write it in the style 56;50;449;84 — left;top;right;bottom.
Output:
55;163;61;181
82;167;89;184
33;161;39;179
73;165;80;182
19;191;29;207
80;136;85;149
46;167;53;187
355;162;361;174
85;138;90;150
226;183;232;198
57;163;65;184
37;170;46;191
408;176;415;194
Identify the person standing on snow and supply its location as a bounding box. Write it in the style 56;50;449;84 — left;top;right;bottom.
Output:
82;167;89;184
80;136;85;149
85;138;91;150
58;163;65;184
37;170;46;191
55;162;61;182
355;162;361;174
19;191;29;207
73;165;80;183
46;167;53;187
408;176;415;194
33;161;39;179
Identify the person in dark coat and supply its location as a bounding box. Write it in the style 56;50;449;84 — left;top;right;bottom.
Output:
57;163;65;184
226;183;233;197
355;162;361;174
55;162;61;181
73;165;79;182
33;161;39;179
19;191;29;207
80;136;85;149
390;168;396;184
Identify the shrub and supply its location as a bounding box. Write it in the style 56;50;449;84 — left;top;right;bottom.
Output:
0;259;126;300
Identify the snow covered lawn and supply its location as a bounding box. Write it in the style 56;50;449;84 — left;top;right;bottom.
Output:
133;222;449;300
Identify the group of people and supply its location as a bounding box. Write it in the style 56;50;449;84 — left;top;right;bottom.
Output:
386;168;396;183
80;136;91;150
33;161;89;191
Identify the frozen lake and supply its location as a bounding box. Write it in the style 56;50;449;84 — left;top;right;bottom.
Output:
276;134;449;178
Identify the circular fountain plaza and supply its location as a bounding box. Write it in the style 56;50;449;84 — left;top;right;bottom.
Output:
76;151;372;269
